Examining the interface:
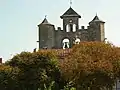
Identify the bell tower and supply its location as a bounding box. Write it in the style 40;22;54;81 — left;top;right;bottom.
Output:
60;7;81;32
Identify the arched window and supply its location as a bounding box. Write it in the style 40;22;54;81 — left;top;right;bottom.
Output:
66;24;70;32
62;38;70;49
73;24;76;32
75;38;80;44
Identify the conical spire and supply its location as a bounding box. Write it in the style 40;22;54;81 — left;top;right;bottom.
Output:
41;18;49;24
38;16;53;26
92;15;99;21
90;14;105;23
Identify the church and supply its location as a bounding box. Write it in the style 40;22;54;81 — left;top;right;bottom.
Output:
37;6;105;49
36;4;120;90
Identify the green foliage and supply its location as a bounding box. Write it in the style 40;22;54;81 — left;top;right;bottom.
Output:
63;81;76;90
5;51;61;90
0;65;19;90
40;81;55;90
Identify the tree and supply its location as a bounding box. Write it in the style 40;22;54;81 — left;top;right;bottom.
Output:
0;65;19;90
60;42;120;90
6;51;62;90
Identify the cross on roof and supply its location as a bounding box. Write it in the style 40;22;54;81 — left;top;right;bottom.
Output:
70;0;72;7
45;15;47;18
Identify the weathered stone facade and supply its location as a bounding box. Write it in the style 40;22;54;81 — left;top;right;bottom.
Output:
38;7;105;49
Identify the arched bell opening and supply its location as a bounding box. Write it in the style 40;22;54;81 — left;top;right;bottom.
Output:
62;38;70;49
74;38;80;44
66;24;70;32
73;24;76;32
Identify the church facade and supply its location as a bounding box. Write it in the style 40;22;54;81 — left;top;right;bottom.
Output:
38;7;105;49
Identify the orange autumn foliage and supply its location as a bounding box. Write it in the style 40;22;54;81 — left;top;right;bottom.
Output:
60;42;120;83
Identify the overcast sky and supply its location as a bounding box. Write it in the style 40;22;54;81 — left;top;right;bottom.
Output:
0;0;120;62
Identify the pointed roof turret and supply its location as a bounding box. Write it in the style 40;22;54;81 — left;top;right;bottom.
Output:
38;16;53;26
60;7;81;18
92;15;100;21
41;18;49;24
89;14;105;24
